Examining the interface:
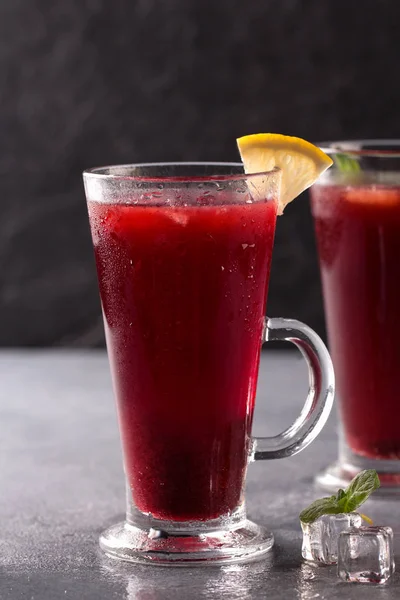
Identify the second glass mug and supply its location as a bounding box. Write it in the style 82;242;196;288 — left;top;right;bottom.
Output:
311;141;400;494
83;163;334;566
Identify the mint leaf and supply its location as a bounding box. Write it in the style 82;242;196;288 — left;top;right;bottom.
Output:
335;152;361;173
300;470;379;524
336;488;346;502
339;470;380;513
299;495;341;524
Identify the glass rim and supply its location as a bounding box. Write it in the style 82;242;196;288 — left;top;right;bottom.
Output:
318;140;400;158
83;162;281;182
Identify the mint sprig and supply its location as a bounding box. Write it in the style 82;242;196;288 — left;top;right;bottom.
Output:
300;470;380;524
335;152;361;173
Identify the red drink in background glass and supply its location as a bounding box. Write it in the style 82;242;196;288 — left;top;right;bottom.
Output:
88;196;277;521
312;184;400;460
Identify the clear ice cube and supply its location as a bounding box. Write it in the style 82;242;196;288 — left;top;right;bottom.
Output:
301;512;362;565
167;210;189;226
338;526;395;584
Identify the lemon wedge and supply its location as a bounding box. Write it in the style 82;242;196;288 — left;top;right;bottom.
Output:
237;133;333;214
359;513;374;526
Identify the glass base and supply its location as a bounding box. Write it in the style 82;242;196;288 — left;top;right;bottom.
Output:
99;519;274;566
316;460;400;497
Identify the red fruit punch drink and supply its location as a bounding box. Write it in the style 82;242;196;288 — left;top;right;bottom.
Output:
88;188;276;521
84;158;334;565
312;180;400;462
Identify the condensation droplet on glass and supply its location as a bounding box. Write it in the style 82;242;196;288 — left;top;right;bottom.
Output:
130;259;133;266
221;266;225;271
198;195;215;205
242;243;248;250
158;183;164;190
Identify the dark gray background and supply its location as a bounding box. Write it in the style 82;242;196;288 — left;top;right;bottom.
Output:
1;0;399;346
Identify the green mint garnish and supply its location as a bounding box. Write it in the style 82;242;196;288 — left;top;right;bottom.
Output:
300;470;380;524
335;152;361;173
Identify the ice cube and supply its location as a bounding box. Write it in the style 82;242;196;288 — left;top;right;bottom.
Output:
168;210;189;226
301;513;362;565
338;526;395;584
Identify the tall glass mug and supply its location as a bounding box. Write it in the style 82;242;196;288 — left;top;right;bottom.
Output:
311;141;400;494
83;163;334;566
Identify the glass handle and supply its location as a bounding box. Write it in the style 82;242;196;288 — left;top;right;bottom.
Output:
251;317;335;461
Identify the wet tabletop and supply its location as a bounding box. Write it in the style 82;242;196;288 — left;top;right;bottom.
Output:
1;350;399;599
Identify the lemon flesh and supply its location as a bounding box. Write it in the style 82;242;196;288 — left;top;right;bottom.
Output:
237;133;333;214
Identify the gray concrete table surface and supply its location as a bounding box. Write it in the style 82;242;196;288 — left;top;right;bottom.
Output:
1;350;399;600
